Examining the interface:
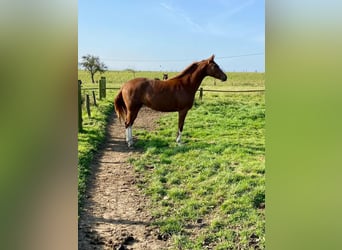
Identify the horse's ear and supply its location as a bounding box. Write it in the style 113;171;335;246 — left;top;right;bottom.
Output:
208;54;215;63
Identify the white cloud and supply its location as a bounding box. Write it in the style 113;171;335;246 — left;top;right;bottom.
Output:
160;2;174;11
226;0;256;17
159;1;203;33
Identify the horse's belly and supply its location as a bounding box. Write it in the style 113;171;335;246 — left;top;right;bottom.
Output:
143;84;194;112
147;96;193;112
152;106;178;112
147;101;178;112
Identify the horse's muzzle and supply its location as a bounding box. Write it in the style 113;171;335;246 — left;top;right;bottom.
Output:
221;74;227;81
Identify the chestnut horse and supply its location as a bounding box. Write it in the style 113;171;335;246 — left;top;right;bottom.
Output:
114;55;227;147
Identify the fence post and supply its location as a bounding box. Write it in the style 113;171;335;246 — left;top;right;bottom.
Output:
78;80;83;132
199;87;203;101
86;94;91;118
92;90;97;106
99;76;106;100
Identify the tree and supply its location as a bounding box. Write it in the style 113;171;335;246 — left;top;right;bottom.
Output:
80;54;107;83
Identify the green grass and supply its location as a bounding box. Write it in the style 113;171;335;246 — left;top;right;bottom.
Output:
129;92;265;249
78;91;117;210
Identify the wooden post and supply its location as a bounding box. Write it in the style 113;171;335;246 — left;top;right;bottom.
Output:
99;78;102;100
199;87;203;101
85;94;91;118
99;76;106;99
92;90;97;106
78;80;83;132
102;76;106;98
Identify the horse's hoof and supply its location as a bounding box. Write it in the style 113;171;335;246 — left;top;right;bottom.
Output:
127;141;134;148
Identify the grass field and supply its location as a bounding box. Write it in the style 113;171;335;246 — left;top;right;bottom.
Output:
78;70;265;248
130;92;265;249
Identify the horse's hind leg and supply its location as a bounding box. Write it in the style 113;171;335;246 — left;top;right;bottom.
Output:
176;109;188;144
125;126;133;147
125;106;141;148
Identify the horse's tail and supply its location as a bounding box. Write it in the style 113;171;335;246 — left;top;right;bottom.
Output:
114;90;126;123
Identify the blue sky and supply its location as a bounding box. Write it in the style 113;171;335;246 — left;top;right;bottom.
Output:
78;0;264;72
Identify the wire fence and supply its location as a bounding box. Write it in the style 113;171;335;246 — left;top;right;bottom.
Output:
80;87;265;94
78;78;265;131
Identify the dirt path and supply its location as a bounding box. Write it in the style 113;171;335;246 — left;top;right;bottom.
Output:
78;107;170;250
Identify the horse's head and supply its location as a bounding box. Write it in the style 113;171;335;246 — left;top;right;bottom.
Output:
205;55;227;81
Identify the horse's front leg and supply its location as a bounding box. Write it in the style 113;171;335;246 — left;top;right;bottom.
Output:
176;109;188;144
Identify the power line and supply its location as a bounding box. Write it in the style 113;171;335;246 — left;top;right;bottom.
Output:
216;52;264;59
100;52;264;63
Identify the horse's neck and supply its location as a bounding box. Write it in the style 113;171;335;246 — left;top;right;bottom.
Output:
184;67;206;93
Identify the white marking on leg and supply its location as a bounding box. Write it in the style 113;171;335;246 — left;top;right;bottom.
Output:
127;126;133;148
176;130;182;144
125;127;129;143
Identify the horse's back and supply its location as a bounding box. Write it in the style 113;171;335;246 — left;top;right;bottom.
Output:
123;77;167;93
121;78;149;94
123;77;148;87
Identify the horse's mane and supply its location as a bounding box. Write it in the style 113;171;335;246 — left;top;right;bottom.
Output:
170;61;200;79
